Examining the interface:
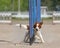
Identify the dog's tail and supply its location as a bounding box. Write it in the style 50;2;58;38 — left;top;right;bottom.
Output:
15;24;27;29
15;24;21;27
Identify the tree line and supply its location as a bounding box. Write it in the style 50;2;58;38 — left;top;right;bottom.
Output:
0;0;60;11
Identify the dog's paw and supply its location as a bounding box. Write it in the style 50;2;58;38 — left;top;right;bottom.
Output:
41;40;45;43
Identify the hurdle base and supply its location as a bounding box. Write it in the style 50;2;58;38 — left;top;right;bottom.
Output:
0;20;11;23
30;35;35;45
53;20;60;23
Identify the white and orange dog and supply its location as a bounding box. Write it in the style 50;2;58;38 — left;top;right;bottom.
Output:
16;22;44;43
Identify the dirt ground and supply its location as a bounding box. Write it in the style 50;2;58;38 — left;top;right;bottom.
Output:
0;20;60;48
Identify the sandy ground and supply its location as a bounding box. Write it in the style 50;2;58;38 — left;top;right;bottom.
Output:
0;21;60;48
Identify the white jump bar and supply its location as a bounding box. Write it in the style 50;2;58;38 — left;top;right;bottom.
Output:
53;20;60;23
0;20;11;23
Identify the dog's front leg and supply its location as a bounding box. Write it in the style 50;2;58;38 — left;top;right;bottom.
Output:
36;31;45;43
39;32;45;43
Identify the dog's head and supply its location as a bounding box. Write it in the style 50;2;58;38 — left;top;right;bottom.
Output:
33;22;43;31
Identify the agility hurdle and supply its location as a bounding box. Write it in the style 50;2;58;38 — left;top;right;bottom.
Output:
0;12;12;24
29;0;41;45
53;11;60;24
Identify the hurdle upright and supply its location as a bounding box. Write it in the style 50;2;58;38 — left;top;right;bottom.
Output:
29;0;36;45
36;0;41;22
29;0;41;45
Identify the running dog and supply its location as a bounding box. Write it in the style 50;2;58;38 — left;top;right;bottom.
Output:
16;22;44;43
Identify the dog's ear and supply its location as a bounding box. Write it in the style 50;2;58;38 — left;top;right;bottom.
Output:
38;22;43;29
33;24;36;28
39;22;43;25
33;22;37;28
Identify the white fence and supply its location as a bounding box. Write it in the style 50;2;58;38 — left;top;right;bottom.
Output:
0;12;12;23
12;11;53;18
52;11;60;24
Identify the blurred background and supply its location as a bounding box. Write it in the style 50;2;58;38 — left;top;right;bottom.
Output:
0;0;60;17
0;0;60;24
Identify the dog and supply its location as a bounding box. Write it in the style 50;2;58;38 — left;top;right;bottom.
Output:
16;22;44;43
33;22;44;43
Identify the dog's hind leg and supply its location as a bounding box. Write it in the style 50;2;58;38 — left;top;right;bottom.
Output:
24;31;30;42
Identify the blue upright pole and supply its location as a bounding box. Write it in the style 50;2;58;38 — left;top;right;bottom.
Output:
29;0;36;45
33;0;37;24
29;0;34;45
36;0;41;22
29;0;41;45
29;0;33;39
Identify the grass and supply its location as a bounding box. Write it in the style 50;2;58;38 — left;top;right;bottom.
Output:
12;17;52;20
42;17;52;20
12;17;29;21
11;17;53;24
12;16;60;22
